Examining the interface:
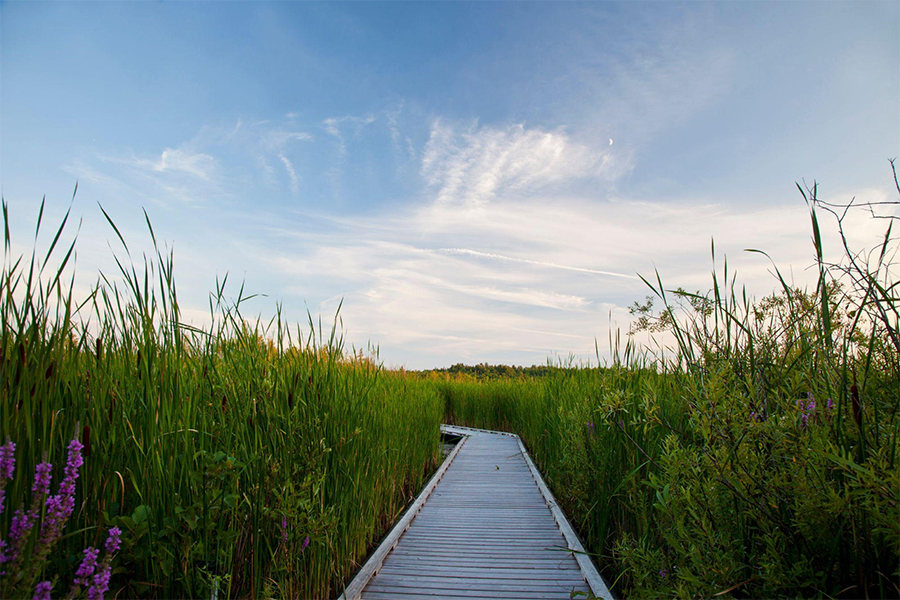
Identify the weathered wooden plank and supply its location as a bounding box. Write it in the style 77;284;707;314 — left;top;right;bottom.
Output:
367;574;586;589
375;565;586;580
387;556;581;565
386;550;576;560
363;591;577;600
367;585;586;598
367;580;586;594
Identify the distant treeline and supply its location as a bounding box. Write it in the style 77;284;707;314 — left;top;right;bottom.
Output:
416;362;589;379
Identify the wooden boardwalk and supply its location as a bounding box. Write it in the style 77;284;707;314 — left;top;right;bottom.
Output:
340;425;613;600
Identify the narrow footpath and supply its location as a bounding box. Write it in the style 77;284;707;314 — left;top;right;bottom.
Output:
340;425;613;600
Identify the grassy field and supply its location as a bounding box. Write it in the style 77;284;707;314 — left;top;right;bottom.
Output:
0;204;443;599
0;178;897;599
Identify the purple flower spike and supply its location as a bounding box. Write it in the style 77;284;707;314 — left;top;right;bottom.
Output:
659;568;667;579
35;437;84;565
33;581;53;600
0;440;16;480
827;398;835;411
33;462;52;496
74;547;100;586
87;563;111;600
281;516;288;543
5;506;38;563
61;439;84;494
104;527;122;554
301;536;310;551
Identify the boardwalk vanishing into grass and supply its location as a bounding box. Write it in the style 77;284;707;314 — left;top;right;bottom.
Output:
340;425;613;600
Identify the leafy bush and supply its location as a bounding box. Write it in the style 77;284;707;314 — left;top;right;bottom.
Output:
434;169;899;598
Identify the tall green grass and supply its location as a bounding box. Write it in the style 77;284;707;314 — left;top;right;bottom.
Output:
0;200;442;598
431;183;899;597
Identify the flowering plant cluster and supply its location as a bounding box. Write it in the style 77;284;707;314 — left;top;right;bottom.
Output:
795;393;835;429
0;436;122;600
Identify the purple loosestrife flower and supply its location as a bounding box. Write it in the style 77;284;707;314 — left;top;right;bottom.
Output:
281;517;288;543
0;440;15;480
0;439;16;513
827;398;835;412
801;412;810;428
60;439;84;496
104;527;122;554
659;568;667;579
32;462;52;496
33;581;52;600
74;547;100;586
301;536;310;552
87;563;111;600
33;438;83;570
4;506;39;564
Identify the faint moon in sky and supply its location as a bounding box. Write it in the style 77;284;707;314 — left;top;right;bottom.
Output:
609;139;614;146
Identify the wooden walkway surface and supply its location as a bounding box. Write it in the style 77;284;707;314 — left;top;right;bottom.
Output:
340;425;613;600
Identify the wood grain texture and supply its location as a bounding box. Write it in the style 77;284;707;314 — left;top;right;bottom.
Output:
340;425;613;600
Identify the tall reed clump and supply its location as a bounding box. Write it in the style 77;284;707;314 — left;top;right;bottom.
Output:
0;199;442;599
431;170;899;598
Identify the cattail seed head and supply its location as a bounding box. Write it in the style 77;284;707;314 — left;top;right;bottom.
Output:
850;382;862;429
82;424;91;457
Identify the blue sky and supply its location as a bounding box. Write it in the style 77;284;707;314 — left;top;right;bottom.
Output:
2;1;898;368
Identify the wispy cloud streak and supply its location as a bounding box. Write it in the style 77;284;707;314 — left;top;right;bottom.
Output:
438;248;637;280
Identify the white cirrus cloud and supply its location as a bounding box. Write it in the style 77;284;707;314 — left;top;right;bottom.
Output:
278;154;299;194
420;120;627;208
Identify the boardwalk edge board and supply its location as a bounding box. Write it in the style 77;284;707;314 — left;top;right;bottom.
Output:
513;435;614;600
339;432;469;600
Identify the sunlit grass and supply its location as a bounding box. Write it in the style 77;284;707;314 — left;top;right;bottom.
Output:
0;199;442;598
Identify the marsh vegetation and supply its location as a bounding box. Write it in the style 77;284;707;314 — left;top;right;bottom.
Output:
0;171;896;599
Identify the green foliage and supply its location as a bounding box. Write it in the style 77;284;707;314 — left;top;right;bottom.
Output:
428;177;900;598
0;199;442;598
